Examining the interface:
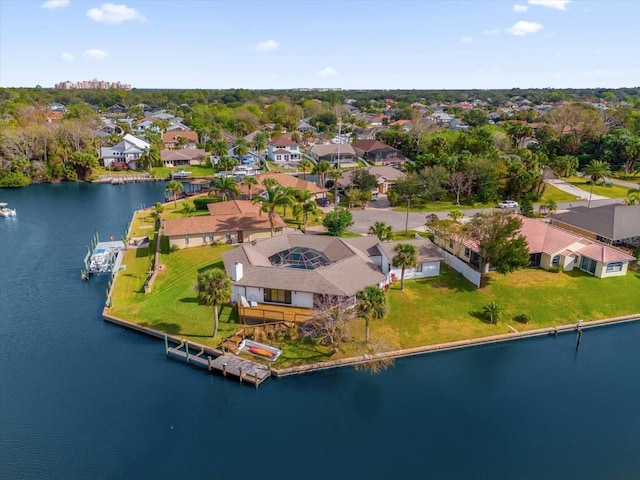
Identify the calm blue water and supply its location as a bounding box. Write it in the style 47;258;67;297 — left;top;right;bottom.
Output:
1;183;639;480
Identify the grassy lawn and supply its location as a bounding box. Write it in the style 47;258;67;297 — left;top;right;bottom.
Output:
393;200;495;213
109;213;640;370
562;176;631;198
612;173;640;185
151;165;215;179
540;183;576;203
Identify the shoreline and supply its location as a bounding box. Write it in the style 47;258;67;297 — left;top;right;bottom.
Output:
103;307;640;378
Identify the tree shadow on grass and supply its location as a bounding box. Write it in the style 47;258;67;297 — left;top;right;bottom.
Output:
470;310;494;324
197;261;225;274
178;297;199;303
141;321;181;335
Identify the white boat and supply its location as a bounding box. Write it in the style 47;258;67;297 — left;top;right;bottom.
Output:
170;170;192;179
0;203;17;217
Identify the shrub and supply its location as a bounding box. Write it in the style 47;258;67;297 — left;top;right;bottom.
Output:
548;266;562;273
514;313;530;324
170;244;180;253
193;197;220;211
482;301;501;324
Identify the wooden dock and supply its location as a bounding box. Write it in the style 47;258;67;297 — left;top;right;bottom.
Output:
166;340;271;387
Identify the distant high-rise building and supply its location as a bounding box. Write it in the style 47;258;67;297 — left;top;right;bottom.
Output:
53;79;132;90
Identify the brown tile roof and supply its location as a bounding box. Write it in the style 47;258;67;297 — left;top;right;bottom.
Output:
163;131;198;143
161;149;208;161
578;242;635;263
269;134;299;147
164;200;285;236
352;139;396;152
236;172;327;197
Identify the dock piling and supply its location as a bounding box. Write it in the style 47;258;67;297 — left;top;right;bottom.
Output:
164;334;168;355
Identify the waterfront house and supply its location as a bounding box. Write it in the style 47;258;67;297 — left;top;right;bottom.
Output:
267;134;301;164
235;172;328;200
163;200;285;249
221;234;442;318
160;148;210;168
100;133;150;169
308;144;357;167
163;131;199;150
433;215;636;279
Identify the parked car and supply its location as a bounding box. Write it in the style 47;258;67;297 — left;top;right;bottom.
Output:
497;200;519;209
316;197;331;207
370;191;379;200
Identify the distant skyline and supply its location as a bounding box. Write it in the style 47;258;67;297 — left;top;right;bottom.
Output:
1;0;639;90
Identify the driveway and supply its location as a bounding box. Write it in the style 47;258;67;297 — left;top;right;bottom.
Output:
545;178;609;201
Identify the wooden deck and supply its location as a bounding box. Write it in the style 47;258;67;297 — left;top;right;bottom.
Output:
166;341;270;387
238;302;314;325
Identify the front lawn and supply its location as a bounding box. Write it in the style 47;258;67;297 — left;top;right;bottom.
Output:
540;183;576;203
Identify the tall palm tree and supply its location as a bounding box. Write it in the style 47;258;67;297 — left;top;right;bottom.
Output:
244;175;258;200
302;130;316;146
356;286;389;342
195;268;231;338
583;160;611;208
210;176;239;201
298;158;313;180
234;138;249;157
165;180;183;209
253;184;293;236
329;168;343;206
392;243;418;290
313;160;331;188
252;132;268;160
212;139;229;159
369;221;393;241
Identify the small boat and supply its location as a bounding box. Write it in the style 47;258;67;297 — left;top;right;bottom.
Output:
0;203;17;217
248;347;275;359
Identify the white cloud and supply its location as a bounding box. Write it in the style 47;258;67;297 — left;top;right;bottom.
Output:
61;52;74;61
318;67;337;77
42;0;69;9
483;28;500;35
86;3;146;24
527;0;570;10
514;4;529;12
506;20;543;36
83;49;109;60
253;39;279;52
460;36;474;44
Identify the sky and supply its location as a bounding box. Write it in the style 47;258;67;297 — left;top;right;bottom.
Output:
1;0;639;90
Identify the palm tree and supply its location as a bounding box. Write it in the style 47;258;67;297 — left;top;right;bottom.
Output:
244;175;258;200
291;132;301;144
369;221;393;241
234;138;249;157
392;243;418;290
217;155;238;173
253;184;294;236
583;160;611;208
165;180;183;209
210;176;239;201
298;158;313;180
482;301;501;325
539;199;558;215
448;210;464;222
302;130;316;146
195;268;231;337
625;189;640;205
356;286;389;342
212;139;229;159
252;132;268;159
329;168;343;206
313;160;331;188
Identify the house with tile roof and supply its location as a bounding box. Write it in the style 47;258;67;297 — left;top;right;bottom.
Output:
162;131;199;150
267;134;301;164
337;166;405;194
550;204;640;251
160;148;210;168
234;172;328;200
433;215;635;279
221;234;442;311
163;200;286;249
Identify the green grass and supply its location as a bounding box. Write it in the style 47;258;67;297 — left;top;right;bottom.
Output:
393;200;495;213
540;183;576;203
563;176;631;199
151;165;215;179
110;215;640;368
612;173;640;185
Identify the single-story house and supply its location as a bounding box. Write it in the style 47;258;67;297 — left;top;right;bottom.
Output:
337;166;405;194
221;233;442;313
235;172;328;200
352;139;405;165
433;215;636;279
308;144;357;167
550;204;640;251
163;200;285;249
160;148;210;167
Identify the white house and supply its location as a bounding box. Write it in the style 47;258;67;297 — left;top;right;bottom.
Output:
100;133;150;169
267;134;301;164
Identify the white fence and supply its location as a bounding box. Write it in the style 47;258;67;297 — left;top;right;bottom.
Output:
434;246;482;288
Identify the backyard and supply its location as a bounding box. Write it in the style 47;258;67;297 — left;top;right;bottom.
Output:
108;216;640;368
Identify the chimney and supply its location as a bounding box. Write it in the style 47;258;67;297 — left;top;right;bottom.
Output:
231;262;243;281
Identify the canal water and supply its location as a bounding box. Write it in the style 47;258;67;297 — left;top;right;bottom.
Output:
1;183;639;480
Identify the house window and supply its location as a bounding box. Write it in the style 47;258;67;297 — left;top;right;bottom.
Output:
464;247;470;257
264;289;292;305
416;263;423;273
606;262;623;272
529;253;542;267
580;256;597;274
552;255;560;266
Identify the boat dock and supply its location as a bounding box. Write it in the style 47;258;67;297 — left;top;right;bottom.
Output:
82;232;126;279
166;338;271;387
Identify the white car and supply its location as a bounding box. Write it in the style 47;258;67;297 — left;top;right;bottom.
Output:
497;200;519;209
